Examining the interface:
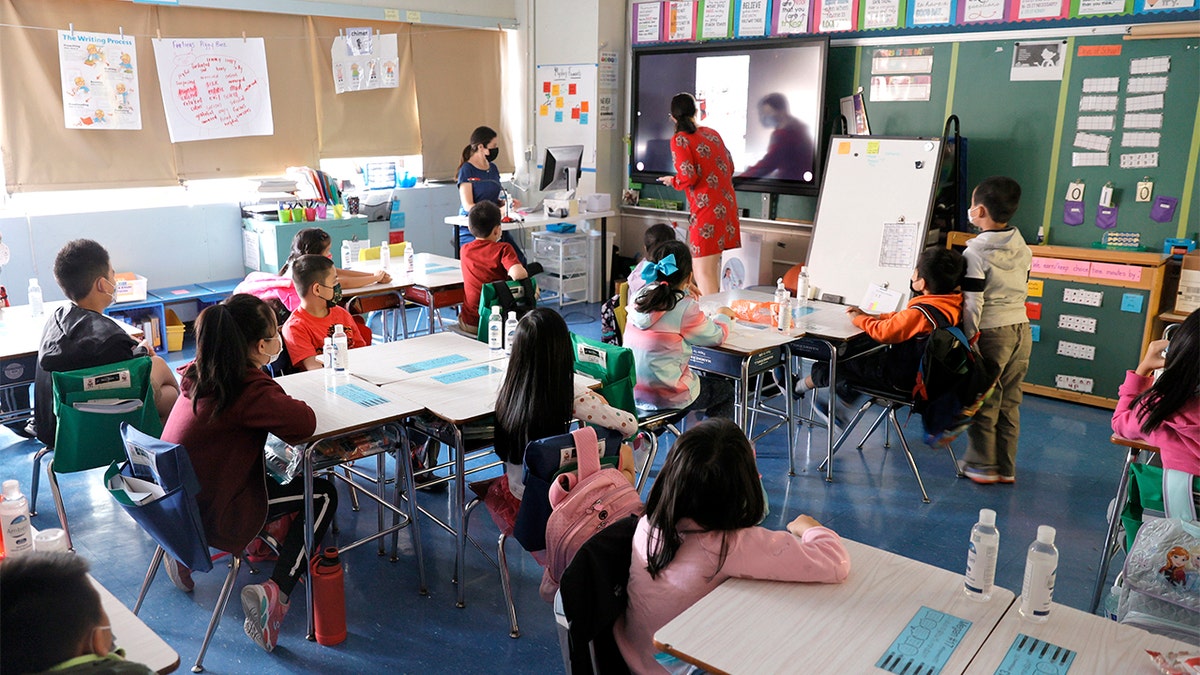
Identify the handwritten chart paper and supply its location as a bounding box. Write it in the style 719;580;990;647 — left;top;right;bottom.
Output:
59;30;141;130
153;38;273;143
773;0;813;33
879;221;920;268
331;34;399;94
961;0;1007;22
1090;261;1142;282
875;607;972;675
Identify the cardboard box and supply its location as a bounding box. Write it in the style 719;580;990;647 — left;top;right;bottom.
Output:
1176;250;1200;314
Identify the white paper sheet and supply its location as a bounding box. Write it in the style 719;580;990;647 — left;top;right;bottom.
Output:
1080;95;1119;112
1072;152;1109;167
1121;132;1160;148
1073;132;1111;152
1077;115;1115;131
1123;113;1163;129
1127;76;1168;94
1125;94;1165;112
1082;77;1120;93
1130;56;1170;75
1119;152;1158;169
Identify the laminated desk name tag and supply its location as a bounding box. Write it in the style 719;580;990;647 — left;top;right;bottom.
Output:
84;370;131;392
1063;200;1085;226
1150;195;1178;223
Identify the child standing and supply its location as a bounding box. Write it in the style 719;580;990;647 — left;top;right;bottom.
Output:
161;294;338;653
624;240;735;419
960;177;1033;485
281;254;369;370
615;419;850;672
1111;309;1199;474
458;201;529;334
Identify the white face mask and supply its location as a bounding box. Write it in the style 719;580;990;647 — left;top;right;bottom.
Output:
100;277;119;304
264;336;283;365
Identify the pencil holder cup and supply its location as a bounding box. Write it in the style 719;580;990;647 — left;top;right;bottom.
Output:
305;207;317;221
333;204;344;219
292;207;305;222
280;208;293;223
317;203;328;219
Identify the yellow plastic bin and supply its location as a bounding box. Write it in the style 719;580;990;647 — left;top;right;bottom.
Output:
165;309;185;352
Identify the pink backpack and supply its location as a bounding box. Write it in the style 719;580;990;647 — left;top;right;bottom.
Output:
540;426;644;602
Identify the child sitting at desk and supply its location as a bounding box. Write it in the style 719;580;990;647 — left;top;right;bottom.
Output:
792;248;966;427
32;238;179;446
615;419;850;673
281;254;370;370
458;201;528;335
624;240;735;419
162;294;337;654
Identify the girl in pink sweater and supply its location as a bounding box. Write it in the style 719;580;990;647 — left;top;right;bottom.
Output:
1111;309;1200;474
615;419;851;673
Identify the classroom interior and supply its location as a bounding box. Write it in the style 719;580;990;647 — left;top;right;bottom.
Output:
1;0;1198;673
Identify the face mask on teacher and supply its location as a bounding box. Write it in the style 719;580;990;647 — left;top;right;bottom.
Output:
487;147;500;162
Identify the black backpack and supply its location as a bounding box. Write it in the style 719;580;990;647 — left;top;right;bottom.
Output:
910;304;1001;447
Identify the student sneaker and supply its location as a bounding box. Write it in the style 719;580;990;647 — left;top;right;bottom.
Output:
241;580;289;652
997;474;1016;484
962;465;1000;485
164;558;194;593
813;391;857;430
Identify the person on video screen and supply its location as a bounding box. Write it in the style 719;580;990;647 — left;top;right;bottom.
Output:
739;93;814;183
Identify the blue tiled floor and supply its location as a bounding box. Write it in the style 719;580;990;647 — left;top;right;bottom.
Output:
0;303;1128;673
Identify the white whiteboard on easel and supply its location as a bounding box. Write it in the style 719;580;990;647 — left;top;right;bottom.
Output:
535;63;597;172
805;136;943;307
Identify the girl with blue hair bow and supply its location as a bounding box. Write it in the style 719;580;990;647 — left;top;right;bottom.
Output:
624;240;736;419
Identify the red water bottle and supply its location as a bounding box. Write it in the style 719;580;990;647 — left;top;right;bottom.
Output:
310;546;346;645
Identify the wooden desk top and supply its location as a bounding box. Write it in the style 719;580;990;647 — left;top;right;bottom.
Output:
93;576;180;674
964;598;1197;674
653;539;1015;675
274;369;424;442
346;332;506;386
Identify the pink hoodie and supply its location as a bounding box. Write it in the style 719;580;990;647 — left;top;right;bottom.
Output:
1111;370;1200;474
614;516;851;674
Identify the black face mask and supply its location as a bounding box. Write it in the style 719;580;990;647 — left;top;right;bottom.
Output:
320;282;343;308
487;147;500;162
910;280;920;296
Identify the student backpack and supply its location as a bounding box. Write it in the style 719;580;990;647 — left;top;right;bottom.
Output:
910;304;1001;447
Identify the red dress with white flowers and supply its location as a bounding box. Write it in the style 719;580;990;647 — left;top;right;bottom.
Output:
667;126;741;258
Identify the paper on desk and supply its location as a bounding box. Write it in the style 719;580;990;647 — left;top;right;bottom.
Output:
996;634;1075;673
875;606;972;675
860;284;903;314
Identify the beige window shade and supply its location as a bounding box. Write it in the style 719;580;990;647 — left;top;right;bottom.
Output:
411;25;509;181
155;7;318;180
0;0;177;192
308;18;421;159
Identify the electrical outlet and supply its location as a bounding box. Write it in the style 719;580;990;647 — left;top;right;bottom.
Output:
1063;288;1104;307
1057;314;1098;333
1055;374;1095;393
1056;340;1096;360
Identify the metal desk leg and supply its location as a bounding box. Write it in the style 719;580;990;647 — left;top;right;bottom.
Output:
427;295;436;336
737;361;751;431
785;363;797;476
1089;447;1139;614
600;216;608;298
453;424;467;608
303;450;316;641
454;225;462;260
824;341;838;483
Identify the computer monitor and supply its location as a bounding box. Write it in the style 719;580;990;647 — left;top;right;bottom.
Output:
539;145;584;193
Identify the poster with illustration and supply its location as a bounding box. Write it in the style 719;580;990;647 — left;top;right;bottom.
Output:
152;37;274;143
331;33;400;94
1010;40;1066;81
59;30;141;130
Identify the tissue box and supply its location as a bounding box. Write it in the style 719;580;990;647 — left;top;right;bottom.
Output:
545;198;578;219
1177;250;1200;314
583;193;611;212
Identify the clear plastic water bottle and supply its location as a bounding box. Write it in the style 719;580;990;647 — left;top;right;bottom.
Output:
332;324;349;373
504;311;518;355
774;278;791;331
323;337;336;382
798;269;810;309
27;278;44;317
379;242;391;271
1019;525;1058;623
964;508;999;601
404;242;415;274
487;306;503;351
341;240;352;269
0;480;34;557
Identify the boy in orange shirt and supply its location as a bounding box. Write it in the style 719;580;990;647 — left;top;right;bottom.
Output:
458;201;529;334
282;254;368;370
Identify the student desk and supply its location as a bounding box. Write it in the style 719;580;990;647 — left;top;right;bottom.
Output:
443;209;617;293
965;597;1197;674
347;253;464;337
92;575;180;674
344;331;502;386
653;538;1015;675
273;368;426;641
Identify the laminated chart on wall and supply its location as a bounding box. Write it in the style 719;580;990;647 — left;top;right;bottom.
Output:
152;37;273;143
59;30;142;130
535;64;598;171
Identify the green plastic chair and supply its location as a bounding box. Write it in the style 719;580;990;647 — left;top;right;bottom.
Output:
475;278;539;342
30;356;162;551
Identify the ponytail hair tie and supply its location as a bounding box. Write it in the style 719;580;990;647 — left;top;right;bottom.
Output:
640;253;678;282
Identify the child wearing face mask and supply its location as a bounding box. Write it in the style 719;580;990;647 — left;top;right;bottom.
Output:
281;254;369;371
162;293;337;653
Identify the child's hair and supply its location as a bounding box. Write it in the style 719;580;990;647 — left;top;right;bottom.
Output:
634;239;693;314
184;293;276;418
670;93;698;134
644;419;766;579
280;227;331;274
915;247;965;295
493;307;575;464
644;223;676;256
468;201;503;239
973;176;1022;224
1;552;104;674
53;238;110;301
1134;309;1199;435
291;254;335;298
460;125;498;169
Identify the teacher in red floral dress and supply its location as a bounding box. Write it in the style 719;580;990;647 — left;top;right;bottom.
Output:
657;92;741;295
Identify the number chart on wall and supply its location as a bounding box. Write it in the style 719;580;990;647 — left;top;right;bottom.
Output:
535;63;598;171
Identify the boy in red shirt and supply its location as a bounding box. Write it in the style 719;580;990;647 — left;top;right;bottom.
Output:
282;254;368;370
458;201;528;334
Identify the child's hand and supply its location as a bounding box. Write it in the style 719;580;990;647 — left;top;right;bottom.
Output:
844;306;866;319
787;514;822;537
687;280;702;298
1136;338;1170;376
374;270;392;284
715;306;735;318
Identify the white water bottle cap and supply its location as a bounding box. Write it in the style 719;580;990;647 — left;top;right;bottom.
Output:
1036;525;1056;544
35;528;68;552
978;508;996;526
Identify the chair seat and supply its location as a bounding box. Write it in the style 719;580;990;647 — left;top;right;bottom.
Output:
636;408;687;430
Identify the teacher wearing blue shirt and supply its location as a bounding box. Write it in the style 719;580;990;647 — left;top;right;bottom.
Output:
456;126;527;263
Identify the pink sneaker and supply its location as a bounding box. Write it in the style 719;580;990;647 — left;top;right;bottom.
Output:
241;580;289;652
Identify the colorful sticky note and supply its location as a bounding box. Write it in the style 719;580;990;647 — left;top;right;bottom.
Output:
1030;324;1041;342
1121;293;1144;313
554;111;563;123
1027;280;1044;297
867;141;880;155
571;107;580;120
539;105;549;117
552;84;561;96
1025;302;1042;320
838;141;851;154
556;97;564;108
581;101;589;113
580;113;589;125
569;83;577;95
543;81;551;93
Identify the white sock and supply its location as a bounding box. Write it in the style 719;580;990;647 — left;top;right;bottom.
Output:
794;377;814;395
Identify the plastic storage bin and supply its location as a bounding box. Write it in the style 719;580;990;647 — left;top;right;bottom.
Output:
165;309;185;352
114;273;148;303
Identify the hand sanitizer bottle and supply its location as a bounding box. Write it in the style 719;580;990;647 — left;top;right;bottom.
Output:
798;269;810;309
404;242;415;273
379;242;391;271
341;240;353;269
504;311;518;355
774;278;791;331
1019;525;1058;623
323;337;336;382
488;306;503;351
0;480;34;557
332;324;349;373
964;508;999;601
28;278;44;317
